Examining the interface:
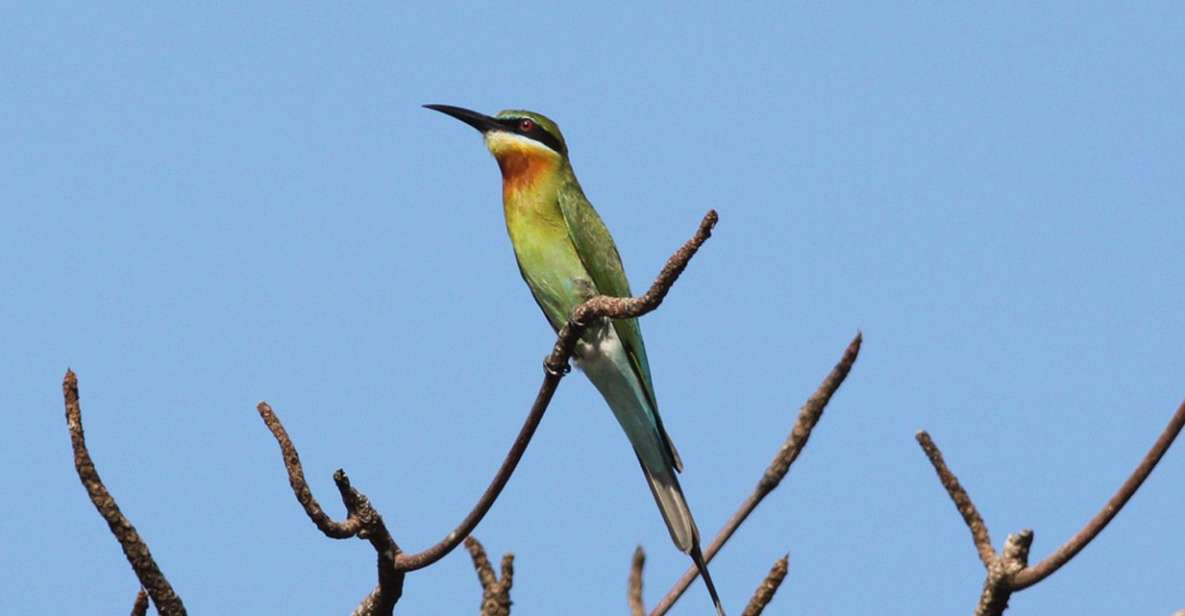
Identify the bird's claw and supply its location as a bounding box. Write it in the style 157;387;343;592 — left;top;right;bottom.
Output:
543;357;571;377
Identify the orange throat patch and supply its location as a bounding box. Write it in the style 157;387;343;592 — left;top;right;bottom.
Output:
495;147;557;201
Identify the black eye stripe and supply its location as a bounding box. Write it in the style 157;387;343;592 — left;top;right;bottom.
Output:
496;117;565;155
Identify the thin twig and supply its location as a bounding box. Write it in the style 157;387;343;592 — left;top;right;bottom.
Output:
628;546;646;616
651;332;862;616
130;589;149;616
256;402;404;615
915;431;995;567
1011;398;1185;589
63;370;187;616
392;210;719;573
561;210;721;348
740;555;789;616
256;402;362;538
465;537;514;616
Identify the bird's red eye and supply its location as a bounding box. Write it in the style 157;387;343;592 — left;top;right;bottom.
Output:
519;119;535;132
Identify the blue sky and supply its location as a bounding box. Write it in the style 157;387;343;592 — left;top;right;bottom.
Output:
2;3;1182;614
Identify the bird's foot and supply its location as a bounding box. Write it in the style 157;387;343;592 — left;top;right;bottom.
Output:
543;357;571;377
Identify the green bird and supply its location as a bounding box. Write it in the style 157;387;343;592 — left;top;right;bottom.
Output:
425;104;724;615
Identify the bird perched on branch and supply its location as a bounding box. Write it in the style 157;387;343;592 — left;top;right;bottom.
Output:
426;104;724;615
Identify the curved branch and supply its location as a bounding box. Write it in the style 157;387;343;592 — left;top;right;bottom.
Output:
391;371;558;572
1011;398;1185;589
256;402;363;538
392;210;719;572
651;332;862;615
62;370;187;616
256;403;404;614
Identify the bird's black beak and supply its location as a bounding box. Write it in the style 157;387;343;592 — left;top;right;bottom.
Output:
423;104;501;134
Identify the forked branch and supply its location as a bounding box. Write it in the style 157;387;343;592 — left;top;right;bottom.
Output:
257;402;405;615
918;397;1185;615
465;537;514;616
257;210;719;612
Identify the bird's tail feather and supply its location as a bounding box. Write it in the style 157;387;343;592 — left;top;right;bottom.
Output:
640;461;725;616
691;543;726;616
639;462;697;551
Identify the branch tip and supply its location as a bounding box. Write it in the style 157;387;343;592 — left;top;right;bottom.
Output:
629;546;647;616
256;402;403;614
466;537;514;616
63;372;186;615
651;334;859;616
130;589;149;616
741;555;789;616
760;330;862;493
915;429;995;567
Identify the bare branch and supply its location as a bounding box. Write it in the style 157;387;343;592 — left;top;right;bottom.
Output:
465;537;514;616
741;555;789;616
629;546;646;616
560;209;720;350
334;470;405;614
256;402;362;538
651;331;862;616
760;332;863;494
63;370;186;616
253;211;716;613
915;431;995;567
256;402;405;615
130;589;148;616
975;531;1032;616
1011;398;1185;589
350;590;385;616
919;398;1185;614
393;210;719;573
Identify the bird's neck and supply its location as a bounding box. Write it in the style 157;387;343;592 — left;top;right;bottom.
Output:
495;148;563;206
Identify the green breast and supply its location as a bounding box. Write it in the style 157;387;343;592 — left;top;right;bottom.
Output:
503;176;593;331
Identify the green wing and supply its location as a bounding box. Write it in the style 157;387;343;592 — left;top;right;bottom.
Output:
556;174;684;471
